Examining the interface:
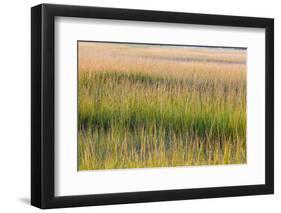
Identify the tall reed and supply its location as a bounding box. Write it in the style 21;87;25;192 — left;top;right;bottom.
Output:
78;42;247;170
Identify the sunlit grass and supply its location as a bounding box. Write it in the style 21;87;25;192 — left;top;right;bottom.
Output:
78;42;247;170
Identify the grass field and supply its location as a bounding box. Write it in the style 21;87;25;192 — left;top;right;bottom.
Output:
78;42;247;170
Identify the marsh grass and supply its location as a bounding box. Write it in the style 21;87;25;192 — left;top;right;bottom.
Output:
78;42;247;170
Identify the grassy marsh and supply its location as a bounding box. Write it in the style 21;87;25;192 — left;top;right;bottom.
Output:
78;42;246;170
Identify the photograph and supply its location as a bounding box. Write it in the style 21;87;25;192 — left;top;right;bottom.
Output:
78;41;247;171
30;3;274;209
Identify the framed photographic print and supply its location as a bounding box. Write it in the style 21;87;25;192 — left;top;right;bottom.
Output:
31;3;274;209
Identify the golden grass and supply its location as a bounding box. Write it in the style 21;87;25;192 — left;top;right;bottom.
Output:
78;42;247;170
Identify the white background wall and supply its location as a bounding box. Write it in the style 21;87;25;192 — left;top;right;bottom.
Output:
0;0;279;212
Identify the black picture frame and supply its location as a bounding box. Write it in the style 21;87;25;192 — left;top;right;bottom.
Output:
31;3;274;209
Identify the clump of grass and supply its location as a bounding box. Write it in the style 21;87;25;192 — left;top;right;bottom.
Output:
78;42;247;170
